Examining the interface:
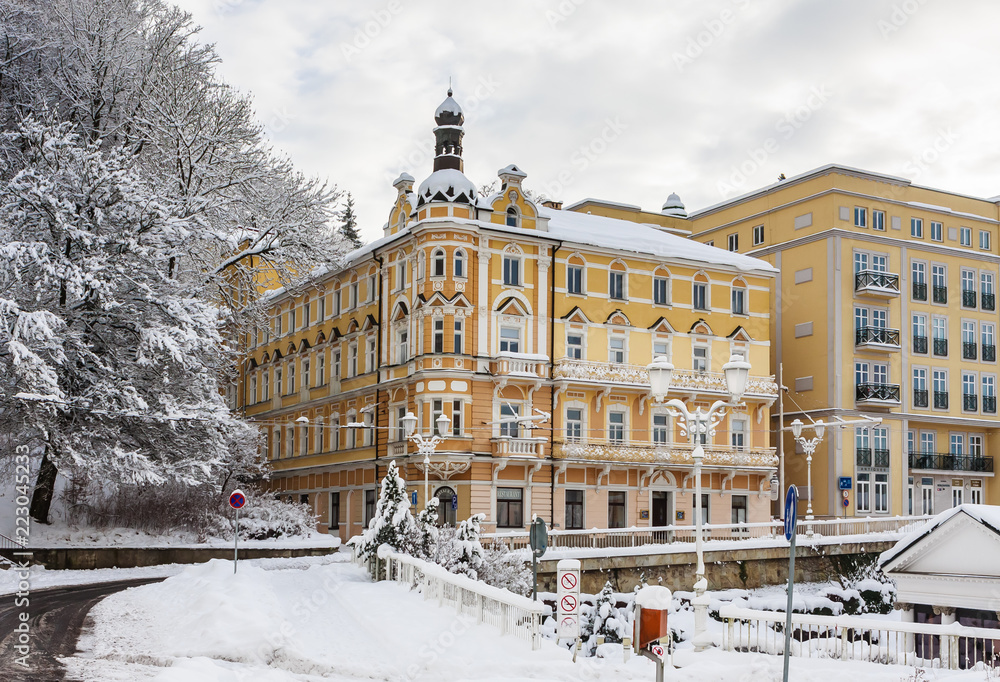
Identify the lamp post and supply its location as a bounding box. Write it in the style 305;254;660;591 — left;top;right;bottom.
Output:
400;411;451;505
788;418;824;535
647;354;752;650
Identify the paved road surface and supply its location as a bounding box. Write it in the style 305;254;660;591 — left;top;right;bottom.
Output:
0;578;165;682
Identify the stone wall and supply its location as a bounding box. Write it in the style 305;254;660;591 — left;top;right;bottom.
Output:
0;546;337;570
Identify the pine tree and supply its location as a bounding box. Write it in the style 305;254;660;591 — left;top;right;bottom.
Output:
414;497;440;560
450;513;486;579
356;461;417;560
339;193;363;248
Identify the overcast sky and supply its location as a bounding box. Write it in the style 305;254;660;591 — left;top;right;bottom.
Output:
172;0;1000;242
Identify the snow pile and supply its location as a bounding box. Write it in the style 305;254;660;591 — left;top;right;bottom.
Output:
635;585;673;610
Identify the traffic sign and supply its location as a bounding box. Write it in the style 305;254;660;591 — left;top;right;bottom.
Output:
651;644;665;658
843;496;850;507
560;572;578;591
451;495;458;511
783;486;798;541
838;476;853;490
411;491;417;506
557;559;582;640
529;517;548;558
229;489;246;509
560;594;579;613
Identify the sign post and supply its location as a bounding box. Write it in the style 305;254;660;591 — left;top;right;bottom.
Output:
528;516;548;601
556;558;581;651
782;485;798;682
229;489;246;574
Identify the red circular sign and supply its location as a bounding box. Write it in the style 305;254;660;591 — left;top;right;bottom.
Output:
229;490;246;509
560;572;578;590
651;644;664;658
560;594;578;612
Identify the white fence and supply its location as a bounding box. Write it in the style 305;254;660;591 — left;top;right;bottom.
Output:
720;605;1000;671
482;516;932;552
364;547;546;650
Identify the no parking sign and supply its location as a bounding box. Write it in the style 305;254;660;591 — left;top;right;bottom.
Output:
557;559;581;639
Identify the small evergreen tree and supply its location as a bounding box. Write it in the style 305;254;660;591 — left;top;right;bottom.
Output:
449;513;486;579
414;497;439;560
355;460;416;559
339;192;362;248
585;581;626;654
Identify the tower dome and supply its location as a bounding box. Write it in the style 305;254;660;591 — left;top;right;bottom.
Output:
661;192;687;218
434;88;464;127
417;89;476;207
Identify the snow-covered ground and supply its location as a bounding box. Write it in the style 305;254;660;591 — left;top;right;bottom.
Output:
61;555;989;681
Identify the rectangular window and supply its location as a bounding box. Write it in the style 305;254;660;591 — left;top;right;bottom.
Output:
453;320;463;354
567;265;583;294
950;433;964;455
319;296;326;321
700;493;710;526
912;314;927;354
262;372;269;400
433;319;444;354
566;408;583;442
608;411;625;444
334;351;341;380
397;330;408;363
653;413;669;444
752;224;764;245
920;432;935;454
981;230;992;251
329;492;340;529
693;346;708;373
497;488;523;528
398;261;407;290
933;369;948;408
971;482;983;504
349;344;357;377
731;418;746;449
932;317;947;356
273;428;281;459
911;217;923;238
287;364;296;394
250;376;258;404
913;367;928;408
727;233;739;251
364;489;376;525
874;473;888;513
961;226;972;246
872;210;885;231
289;308;296;331
984;375;997;414
350;282;359;309
652;339;669;362
854;207;867;228
503;256;520;286
731;287;746;315
565;490;584;530
499;326;520;353
982;273;995;311
367;275;376;303
609;335;626;364
609;271;626;300
970;435;983;457
962;270;977;308
566;333;583;360
500;403;520;439
653;276;669;305
302;359;310;390
854;251;869;273
930;221;943;242
452;401;462;436
731;495;748;527
693;282;708;310
366;339;376;372
856;473;871;513
318;355;326;386
608;491;626;529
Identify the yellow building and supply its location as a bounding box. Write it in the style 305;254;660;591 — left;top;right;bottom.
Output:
580;165;1000;517
235;91;779;540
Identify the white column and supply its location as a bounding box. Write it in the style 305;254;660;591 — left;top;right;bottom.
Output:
898;602;915;661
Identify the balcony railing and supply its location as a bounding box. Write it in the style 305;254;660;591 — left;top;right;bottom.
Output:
856;448;890;468
983;293;996;311
912;282;927;301
874;449;890;467
552;360;780;397
933;285;948;304
908;452;994;473
964;393;978;411
856;382;901;403
492;437;546;457
985;395;997;414
984;344;996;362
492;353;548;378
934;391;949;409
913;389;928;408
962;289;978;308
856;448;872;467
554;442;778;468
855;326;900;348
912;335;928;354
963;341;978;360
933;338;948;356
855;270;900;296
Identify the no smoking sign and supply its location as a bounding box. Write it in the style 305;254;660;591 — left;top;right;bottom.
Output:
560;594;578;613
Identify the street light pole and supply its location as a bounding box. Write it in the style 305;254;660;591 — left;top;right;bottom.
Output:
647;354;751;650
400;411;451;508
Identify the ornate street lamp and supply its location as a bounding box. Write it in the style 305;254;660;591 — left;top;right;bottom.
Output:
401;411;451;504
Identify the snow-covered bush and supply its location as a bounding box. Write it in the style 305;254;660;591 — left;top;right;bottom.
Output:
414;498;439;560
446;513;486;579
355;461;417;560
479;542;532;596
234;489;317;540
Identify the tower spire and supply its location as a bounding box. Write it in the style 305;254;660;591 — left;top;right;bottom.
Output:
433;88;464;172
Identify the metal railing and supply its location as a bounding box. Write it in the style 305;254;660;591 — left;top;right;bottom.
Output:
873;448;890;467
379;548;545;649
964;393;978;412
933;338;948;356
962;289;978;308
856;382;900;403
0;532;25;551
983;293;996;311
908;452;994;472
914;389;929;408
963;341;978;360
984;344;997;362
985;395;997;414
913;335;928;354
934;391;949;409
855;327;900;347
855;270;900;293
912;282;927;301
720;605;1000;671
933;285;948;304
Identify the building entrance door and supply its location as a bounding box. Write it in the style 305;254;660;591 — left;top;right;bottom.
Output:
435;486;457;527
652;491;672;542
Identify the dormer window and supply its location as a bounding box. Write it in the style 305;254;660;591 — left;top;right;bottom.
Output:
506;207;518;228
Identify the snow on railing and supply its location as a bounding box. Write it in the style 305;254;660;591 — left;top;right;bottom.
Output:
719;604;1000;671
0;532;25;551
376;547;546;650
481;516;933;552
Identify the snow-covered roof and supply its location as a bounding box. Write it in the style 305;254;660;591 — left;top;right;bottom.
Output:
434;95;462;118
417;168;477;205
498;164;527;179
564;197;643;212
879;504;1000;567
537;207;776;274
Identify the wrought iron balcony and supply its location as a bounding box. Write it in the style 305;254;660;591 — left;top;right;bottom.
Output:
912;335;928;354
855;270;900;297
962;289;978;308
856;448;872;467
963;341;978;360
964;393;978;411
856;382;901;404
984;344;996;362
933;285;948;304
984;396;997;414
933;338;948;356
934;391;949;409
912;282;927;301
874;449;890;467
908;452;994;473
983;293;996;311
855;326;900;348
858;448;891;467
913;389;928;408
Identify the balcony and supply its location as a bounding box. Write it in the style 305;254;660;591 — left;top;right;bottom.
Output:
934;391;949;409
913;389;928;408
874;449;890;467
855;326;900;350
388;441;408;457
983;293;996;311
933;285;948;304
909;452;994;473
964;393;978;411
984;344;996;362
963;341;978;360
491;352;548;379
912;336;928;354
552;359;780;398
554;441;778;468
855;270;900;298
933;338;948;356
985;396;997;414
492;437;546;457
855;448;889;468
912;282;927;301
963;289;978;308
856;448;872;467
856;382;901;405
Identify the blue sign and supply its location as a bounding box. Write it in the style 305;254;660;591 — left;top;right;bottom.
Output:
451;495;458;511
228;490;246;509
843;497;850;507
838;476;853;491
411;491;417;506
783;486;798;541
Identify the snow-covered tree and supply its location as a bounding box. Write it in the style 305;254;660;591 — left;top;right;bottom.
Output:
581;581;627;655
338;193;362;248
414;497;439;560
479;543;532;596
448;513;486;579
355;461;417;560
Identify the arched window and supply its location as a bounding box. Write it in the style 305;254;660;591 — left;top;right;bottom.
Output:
454;249;466;278
506;207;519;227
432;248;446;277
